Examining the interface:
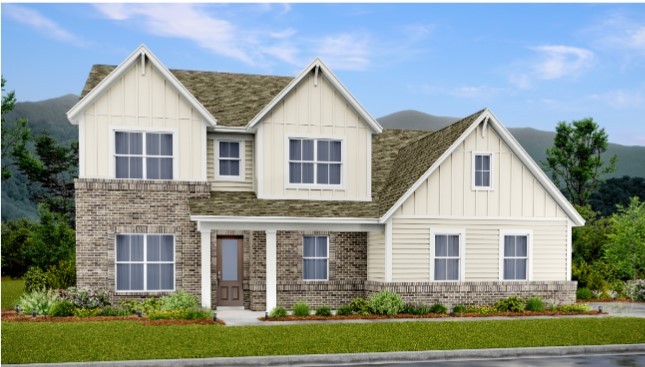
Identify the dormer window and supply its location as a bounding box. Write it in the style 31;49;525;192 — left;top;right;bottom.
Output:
216;140;244;181
472;152;492;190
288;138;342;186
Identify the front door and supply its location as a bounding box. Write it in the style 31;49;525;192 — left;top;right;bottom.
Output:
217;237;243;306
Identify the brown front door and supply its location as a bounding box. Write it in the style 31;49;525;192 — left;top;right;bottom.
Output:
217;237;243;306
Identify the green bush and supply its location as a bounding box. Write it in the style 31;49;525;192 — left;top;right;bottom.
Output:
160;291;199;311
62;287;110;309
465;305;496;315
269;306;287;318
315;305;332;316
625;279;645;301
526;296;545;312
17;289;60;315
292;301;311;316
349;297;371;315
45;260;76;290
24;266;48;293
452;304;466;313
148;309;211;320
368;290;403;316
414;305;431;315
119;297;162;315
336;305;352;316
576;287;592;300
429;303;448;314
48;300;76;317
97;307;130;317
401;303;416;314
73;308;101;317
494;296;526;312
555;303;591;312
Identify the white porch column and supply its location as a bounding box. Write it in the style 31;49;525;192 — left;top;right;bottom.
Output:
199;228;212;309
266;229;277;312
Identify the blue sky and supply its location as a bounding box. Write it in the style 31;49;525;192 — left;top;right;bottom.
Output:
2;3;645;146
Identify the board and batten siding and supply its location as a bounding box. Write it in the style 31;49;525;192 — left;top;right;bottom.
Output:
207;137;254;191
390;218;568;282
80;61;206;181
367;231;385;281
395;124;567;219
256;70;372;201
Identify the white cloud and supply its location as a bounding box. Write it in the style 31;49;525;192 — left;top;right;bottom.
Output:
451;85;506;98
4;4;87;47
530;45;594;80
401;24;434;42
588;14;645;56
589;89;645;109
316;33;371;71
270;28;297;40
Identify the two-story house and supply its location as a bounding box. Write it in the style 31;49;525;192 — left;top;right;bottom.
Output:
68;45;584;312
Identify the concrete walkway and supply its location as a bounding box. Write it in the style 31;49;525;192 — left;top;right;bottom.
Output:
589;302;645;318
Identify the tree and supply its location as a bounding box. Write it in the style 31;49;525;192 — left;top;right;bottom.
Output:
1;77;31;181
572;205;612;265
604;197;645;281
589;176;645;217
544;118;617;207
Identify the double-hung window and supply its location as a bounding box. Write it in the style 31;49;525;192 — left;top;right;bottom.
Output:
502;233;530;281
432;233;462;281
289;138;341;185
303;236;328;280
473;153;492;189
116;234;174;291
216;141;243;179
115;131;173;179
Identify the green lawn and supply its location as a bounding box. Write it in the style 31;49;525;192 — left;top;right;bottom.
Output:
2;318;644;364
1;278;24;310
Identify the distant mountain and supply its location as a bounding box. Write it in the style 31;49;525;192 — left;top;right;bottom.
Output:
377;110;645;180
1;95;79;221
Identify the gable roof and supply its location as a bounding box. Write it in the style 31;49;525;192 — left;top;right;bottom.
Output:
246;58;383;134
67;44;218;126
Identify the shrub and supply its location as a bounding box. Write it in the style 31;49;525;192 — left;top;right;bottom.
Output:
349;297;371;315
494;296;526;312
269;306;287;318
465;306;496;315
336;305;352;316
160;291;199;311
62;287;110;309
625;279;645;302
414;304;431;315
48;300;76;317
315;305;332;316
73;308;101;317
576;287;592;300
401;303;416;314
555;303;590;312
369;290;404;316
429;303;448;314
45;260;76;290
24;266;48;293
452;304;466;313
119;298;162;315
526;296;545;312
17;289;60;315
147;309;211;320
98;307;130;317
292;301;311;316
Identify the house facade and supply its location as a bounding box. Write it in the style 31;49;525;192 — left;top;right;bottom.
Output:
68;45;584;312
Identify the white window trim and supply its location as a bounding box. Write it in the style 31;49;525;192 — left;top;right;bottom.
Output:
429;229;466;282
114;233;176;293
214;139;245;181
472;151;493;191
302;235;329;281
110;126;178;180
499;229;533;281
285;134;346;190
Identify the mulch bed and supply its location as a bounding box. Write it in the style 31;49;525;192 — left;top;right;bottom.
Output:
1;310;225;325
262;310;603;321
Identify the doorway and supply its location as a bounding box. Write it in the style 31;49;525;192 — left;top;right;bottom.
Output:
217;237;243;307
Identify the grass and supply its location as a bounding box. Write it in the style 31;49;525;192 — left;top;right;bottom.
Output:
1;278;24;310
2;318;644;364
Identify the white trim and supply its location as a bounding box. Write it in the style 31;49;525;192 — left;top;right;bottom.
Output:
499;229;533;281
366;131;373;201
67;44;217;127
265;230;277;312
78;115;85;177
190;215;379;224
257;194;371;202
429;229;466;282
384;218;393;282
246;58;382;134
114;233;176;293
208;132;254;141
471;151;494;191
256;124;264;198
199;229;212;309
111;126;178;180
201;124;207;181
214;139;245;181
284;134;346;190
567;220;572;280
212;126;249;134
393;215;568;222
302;235;329;281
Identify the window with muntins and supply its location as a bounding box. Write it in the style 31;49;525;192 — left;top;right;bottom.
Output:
289;138;341;185
474;153;491;188
303;236;328;280
218;141;241;178
503;235;528;280
434;234;461;281
116;234;174;291
115;131;173;179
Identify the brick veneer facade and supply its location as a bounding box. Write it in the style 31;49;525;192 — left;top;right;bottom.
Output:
76;179;576;310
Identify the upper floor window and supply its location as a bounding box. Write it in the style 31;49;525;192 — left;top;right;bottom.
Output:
289;138;342;185
216;140;243;180
473;152;492;189
115;131;173;180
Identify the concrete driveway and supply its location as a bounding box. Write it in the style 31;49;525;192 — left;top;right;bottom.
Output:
589;302;645;318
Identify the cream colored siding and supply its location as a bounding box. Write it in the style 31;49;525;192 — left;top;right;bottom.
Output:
207;137;254;191
367;231;385;281
397;125;567;218
257;71;371;200
80;61;205;180
390;218;568;282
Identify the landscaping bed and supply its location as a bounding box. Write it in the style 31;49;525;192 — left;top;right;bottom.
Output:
1;310;224;325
